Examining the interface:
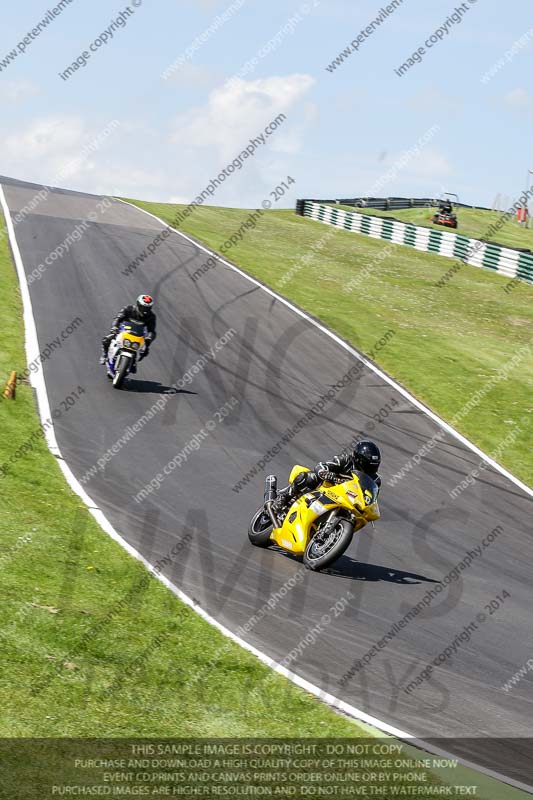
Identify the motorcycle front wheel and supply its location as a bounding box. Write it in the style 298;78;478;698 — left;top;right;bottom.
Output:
248;507;274;547
303;517;354;571
113;355;130;389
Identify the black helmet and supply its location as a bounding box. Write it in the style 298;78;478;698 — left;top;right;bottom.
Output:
136;293;154;318
353;440;381;477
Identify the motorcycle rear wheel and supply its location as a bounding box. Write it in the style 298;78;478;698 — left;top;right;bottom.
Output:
248;507;274;547
303;518;354;571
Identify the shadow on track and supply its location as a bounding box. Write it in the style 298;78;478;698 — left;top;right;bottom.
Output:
124;380;198;395
269;547;438;585
323;555;439;584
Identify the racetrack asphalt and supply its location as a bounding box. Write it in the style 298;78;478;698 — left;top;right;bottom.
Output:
2;176;532;787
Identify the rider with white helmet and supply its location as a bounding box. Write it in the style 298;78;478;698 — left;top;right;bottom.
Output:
100;294;157;370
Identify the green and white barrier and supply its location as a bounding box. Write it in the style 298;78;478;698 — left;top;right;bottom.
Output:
300;201;533;285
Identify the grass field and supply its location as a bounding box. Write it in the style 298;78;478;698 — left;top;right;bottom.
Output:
126;199;533;487
327;203;533;251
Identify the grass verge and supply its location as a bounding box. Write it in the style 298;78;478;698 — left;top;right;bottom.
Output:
125;200;533;487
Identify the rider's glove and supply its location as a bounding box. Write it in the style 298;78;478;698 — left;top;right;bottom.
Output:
316;463;337;483
110;326;119;335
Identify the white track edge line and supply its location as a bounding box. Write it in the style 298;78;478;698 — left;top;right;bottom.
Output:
1;184;531;795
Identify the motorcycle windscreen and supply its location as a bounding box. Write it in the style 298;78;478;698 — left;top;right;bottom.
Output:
351;470;379;504
121;320;145;337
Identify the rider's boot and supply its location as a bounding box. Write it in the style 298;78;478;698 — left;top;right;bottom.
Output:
270;485;294;520
100;337;111;365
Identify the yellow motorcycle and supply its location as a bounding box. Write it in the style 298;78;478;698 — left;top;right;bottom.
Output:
248;466;380;571
105;320;146;389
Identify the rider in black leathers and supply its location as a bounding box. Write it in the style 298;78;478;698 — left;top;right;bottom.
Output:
100;294;157;370
271;440;381;517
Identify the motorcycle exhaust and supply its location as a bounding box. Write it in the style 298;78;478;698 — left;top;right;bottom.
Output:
264;475;277;503
264;475;279;528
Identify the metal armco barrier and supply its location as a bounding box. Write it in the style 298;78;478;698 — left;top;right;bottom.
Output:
300;196;492;211
296;200;533;285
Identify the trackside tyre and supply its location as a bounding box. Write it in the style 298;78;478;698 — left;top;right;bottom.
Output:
248;508;274;547
303;518;354;571
113;356;130;389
